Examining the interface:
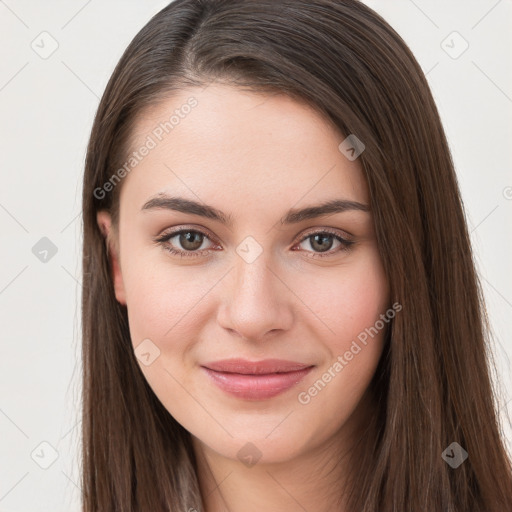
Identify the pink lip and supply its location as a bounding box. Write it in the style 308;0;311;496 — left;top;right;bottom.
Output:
201;359;314;400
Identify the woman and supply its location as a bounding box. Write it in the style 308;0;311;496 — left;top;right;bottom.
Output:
81;0;512;510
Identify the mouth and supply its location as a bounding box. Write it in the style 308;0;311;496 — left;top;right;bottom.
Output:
200;359;315;400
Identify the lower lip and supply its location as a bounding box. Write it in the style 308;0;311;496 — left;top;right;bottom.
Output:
201;366;314;400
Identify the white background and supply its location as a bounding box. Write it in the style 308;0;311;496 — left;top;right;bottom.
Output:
0;1;511;510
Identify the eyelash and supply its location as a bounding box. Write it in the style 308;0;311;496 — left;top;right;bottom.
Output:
154;226;355;260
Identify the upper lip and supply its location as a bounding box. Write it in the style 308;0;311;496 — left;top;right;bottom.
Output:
202;358;314;375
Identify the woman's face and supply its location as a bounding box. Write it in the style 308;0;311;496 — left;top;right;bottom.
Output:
97;83;389;465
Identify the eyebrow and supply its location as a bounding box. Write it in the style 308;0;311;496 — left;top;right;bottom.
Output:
141;194;370;227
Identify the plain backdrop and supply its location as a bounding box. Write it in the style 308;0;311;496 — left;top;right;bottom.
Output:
0;1;511;510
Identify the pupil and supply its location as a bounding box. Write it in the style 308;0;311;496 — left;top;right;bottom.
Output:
311;234;332;252
181;231;202;250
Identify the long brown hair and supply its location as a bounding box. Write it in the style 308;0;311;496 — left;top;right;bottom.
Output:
81;0;512;510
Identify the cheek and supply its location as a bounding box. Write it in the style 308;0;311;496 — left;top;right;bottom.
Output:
121;250;216;359
295;248;389;349
293;254;389;436
293;248;389;401
121;258;206;412
123;266;170;346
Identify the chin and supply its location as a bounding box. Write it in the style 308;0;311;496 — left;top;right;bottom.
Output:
195;425;313;467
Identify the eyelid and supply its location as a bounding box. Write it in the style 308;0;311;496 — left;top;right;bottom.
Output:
157;224;219;241
297;226;354;243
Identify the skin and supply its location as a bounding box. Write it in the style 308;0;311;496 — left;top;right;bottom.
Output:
97;83;389;512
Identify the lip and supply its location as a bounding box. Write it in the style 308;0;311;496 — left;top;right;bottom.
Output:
201;359;315;400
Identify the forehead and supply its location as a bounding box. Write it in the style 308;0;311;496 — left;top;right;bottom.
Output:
120;83;368;216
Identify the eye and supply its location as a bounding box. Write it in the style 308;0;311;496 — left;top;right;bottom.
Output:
154;226;354;259
292;229;354;258
154;228;218;258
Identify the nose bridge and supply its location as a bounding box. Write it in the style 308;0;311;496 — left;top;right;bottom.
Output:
234;236;278;305
234;241;273;297
219;235;293;340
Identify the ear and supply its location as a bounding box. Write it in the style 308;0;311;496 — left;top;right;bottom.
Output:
96;210;127;306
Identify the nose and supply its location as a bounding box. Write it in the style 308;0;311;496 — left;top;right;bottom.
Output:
217;246;294;343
